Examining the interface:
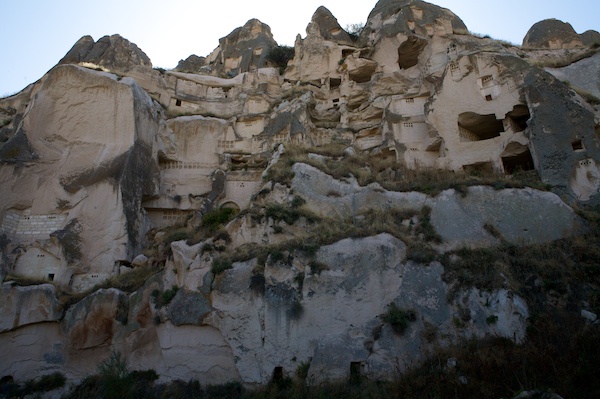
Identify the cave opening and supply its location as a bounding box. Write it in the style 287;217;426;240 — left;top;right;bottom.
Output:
350;362;362;385
506;104;530;132
330;78;341;89
458;112;505;141
397;36;428;69
272;366;283;381
501;142;535;174
571;139;584;151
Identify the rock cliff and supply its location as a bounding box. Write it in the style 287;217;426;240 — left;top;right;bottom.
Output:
0;0;599;393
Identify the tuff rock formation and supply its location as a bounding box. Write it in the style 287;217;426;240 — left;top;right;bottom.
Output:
522;18;600;49
0;0;599;390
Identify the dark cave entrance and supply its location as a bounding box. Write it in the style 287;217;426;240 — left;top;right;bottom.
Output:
458;112;505;141
501;142;535;174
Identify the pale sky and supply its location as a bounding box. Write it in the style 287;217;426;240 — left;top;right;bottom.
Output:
0;0;598;96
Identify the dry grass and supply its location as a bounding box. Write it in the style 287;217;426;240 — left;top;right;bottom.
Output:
265;144;549;195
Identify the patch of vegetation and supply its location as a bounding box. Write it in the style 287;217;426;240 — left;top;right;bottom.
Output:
483;223;504;240
308;260;328;275
265;203;318;225
152;285;179;308
382;303;417;335
212;257;233;275
163;227;193;250
485;315;499;325
266;45;295;74
10;372;66;396
4;274;51;286
202;207;237;231
95;265;161;294
63;352;159;399
269;249;286;263
442;205;600;313
415;206;442;243
42;311;600;399
264;144;549;195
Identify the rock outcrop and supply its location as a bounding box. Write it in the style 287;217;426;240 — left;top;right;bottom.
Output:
1;0;599;390
174;54;207;73
205;19;278;77
0;64;161;291
59;34;152;71
522;19;593;49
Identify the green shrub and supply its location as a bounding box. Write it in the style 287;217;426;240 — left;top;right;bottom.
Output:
202;207;237;231
98;351;128;380
266;45;295;74
212;257;233;275
269;249;285;263
486;315;499;325
206;381;245;399
291;195;306;209
416;206;442;243
159;285;179;307
382;303;416;334
96;265;159;293
20;372;66;395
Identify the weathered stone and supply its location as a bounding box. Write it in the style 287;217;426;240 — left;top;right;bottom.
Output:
581;309;598;322
310;6;354;46
166;289;212;326
0;64;161;291
523;19;585;49
59;34;152;71
131;254;149;267
580;30;600;46
206;19;277;77
63;288;129;350
1;0;599;388
290;163;582;247
360;0;468;46
0;283;62;332
174;54;207;73
546;52;600;100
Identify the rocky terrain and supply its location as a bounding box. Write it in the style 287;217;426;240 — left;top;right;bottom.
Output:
1;1;600;397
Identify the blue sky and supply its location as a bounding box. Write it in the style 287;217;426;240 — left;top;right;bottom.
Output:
0;0;598;96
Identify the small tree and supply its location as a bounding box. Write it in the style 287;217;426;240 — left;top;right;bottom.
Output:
382;303;417;334
266;45;295;74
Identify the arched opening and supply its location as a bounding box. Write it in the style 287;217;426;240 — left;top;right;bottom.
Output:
220;201;241;213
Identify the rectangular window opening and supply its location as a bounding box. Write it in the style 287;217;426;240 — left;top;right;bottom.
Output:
272;366;283;381
572;139;584;151
175;99;182;107
350;362;362;385
48;273;55;281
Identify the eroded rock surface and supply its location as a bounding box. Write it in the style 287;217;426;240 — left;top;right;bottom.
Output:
0;0;599;388
59;34;152;71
